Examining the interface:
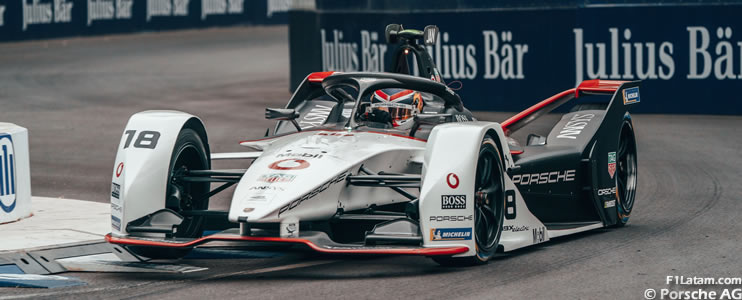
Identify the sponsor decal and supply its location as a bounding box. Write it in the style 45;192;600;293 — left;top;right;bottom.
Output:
505;190;517;219
258;173;295;183
110;203;122;213
511;169;575;186
282;222;298;238
269;159;310;170
608;152;617;179
242;207;254;213
441;195;466;209
0;134;17;213
430;228;473;241
556;113;595;139
604;199;616;208
622;87;641;105
429;215;473;222
87;0;133;26
503;225;530;232
246;194;271;202
248;186;285;192
317;132;353;137
115;162;124;177
299;104;333;129
276;152;323;159
111;182;121;199
111;215;121;231
246;185;283;202
453;114;470;122
532;227;546;243
446;173;459;189
278;172;349;216
598;186;616;196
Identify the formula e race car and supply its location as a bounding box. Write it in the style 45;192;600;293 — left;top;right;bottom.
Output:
106;25;639;266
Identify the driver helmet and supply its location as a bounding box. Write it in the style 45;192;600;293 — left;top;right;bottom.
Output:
371;88;424;126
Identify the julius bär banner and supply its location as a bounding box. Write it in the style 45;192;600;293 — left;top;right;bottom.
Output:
291;5;742;114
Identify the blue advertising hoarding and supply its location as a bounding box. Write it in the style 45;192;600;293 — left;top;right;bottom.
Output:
0;0;289;42
290;5;742;114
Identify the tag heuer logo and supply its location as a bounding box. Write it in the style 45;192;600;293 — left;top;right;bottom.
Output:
608;152;617;179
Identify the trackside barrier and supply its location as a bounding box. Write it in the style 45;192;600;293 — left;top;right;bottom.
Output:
289;3;742;115
0;123;31;224
0;0;290;43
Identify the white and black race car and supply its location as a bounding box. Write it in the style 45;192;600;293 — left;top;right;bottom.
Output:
106;25;639;266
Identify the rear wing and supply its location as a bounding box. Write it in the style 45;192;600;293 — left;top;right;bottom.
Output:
501;79;640;134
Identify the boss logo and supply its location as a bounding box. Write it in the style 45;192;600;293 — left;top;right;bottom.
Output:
441;195;466;209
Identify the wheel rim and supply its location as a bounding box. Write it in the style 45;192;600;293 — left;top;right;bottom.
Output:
474;142;504;253
616;122;637;214
168;143;208;237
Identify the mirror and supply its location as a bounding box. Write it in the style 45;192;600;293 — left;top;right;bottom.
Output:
265;108;301;131
423;25;439;46
265;108;299;120
385;24;402;44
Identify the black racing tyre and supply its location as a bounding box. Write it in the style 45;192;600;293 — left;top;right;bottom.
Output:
614;116;638;227
127;128;210;260
433;135;505;266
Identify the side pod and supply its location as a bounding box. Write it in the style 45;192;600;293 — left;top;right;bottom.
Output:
110;110;208;237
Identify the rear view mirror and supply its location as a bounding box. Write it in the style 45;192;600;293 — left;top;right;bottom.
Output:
385;24;402;44
265;108;299;120
423;25;439;46
265;108;301;131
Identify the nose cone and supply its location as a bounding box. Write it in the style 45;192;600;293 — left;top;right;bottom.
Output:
228;131;360;223
227;130;426;223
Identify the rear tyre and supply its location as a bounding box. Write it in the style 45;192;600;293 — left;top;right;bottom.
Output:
433;135;505;266
614;116;638;227
127;128;211;259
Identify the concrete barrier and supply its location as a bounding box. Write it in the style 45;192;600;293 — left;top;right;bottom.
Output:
0;123;32;224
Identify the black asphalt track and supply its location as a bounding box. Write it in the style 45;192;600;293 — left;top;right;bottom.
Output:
0;26;740;299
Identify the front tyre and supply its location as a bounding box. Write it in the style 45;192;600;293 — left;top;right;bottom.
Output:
434;135;505;266
127;128;211;259
614;116;637;227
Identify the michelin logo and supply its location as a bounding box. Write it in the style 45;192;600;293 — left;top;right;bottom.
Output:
623;87;640;105
430;228;472;241
0;135;17;213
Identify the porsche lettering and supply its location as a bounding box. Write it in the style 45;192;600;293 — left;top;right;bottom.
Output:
511;170;576;185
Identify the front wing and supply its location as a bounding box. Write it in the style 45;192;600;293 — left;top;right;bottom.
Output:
106;229;468;256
